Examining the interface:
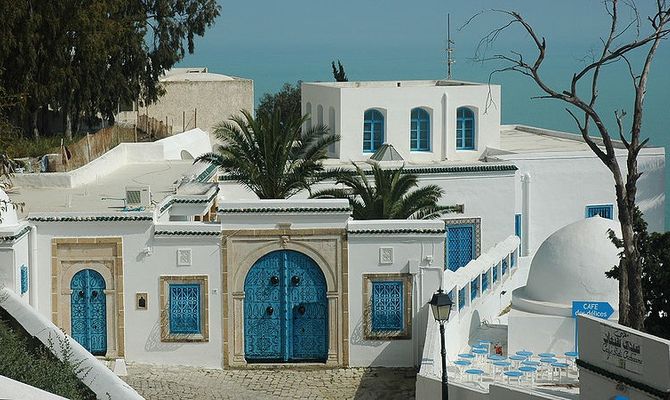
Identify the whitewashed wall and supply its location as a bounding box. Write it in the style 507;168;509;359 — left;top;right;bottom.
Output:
301;81;501;162
501;147;665;256
31;219;224;368
347;220;445;367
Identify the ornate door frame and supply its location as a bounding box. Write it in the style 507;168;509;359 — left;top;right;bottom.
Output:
52;238;124;358
222;228;348;368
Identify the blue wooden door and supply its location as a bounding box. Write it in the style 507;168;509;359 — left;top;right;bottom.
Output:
446;224;475;271
244;250;328;363
70;269;107;355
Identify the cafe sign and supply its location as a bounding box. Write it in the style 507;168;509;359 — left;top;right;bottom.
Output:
601;324;643;374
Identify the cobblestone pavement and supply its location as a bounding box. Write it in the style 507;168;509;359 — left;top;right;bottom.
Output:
122;363;416;400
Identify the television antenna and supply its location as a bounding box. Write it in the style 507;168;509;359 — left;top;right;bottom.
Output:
446;13;455;80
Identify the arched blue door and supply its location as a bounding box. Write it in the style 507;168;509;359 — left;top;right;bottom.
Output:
71;269;107;355
244;250;328;362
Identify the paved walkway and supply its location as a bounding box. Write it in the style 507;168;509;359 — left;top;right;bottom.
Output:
122;363;416;400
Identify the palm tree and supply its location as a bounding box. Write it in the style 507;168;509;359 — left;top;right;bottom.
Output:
196;109;340;199
311;162;463;220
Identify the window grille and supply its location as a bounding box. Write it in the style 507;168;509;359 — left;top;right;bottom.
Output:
371;281;404;332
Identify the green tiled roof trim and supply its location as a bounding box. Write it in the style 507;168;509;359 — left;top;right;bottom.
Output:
28;215;152;222
195;163;218;182
0;226;31;242
218;207;351;214
154;230;220;236
575;359;668;399
348;228;446;235
218;164;517;181
159;187;219;214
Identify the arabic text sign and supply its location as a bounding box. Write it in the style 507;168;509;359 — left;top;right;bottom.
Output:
572;301;614;319
601;324;644;374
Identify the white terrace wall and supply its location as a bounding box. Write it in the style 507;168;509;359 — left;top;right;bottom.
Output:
0;224;31;303
30;216;223;368
503;147;665;256
347;220;445;367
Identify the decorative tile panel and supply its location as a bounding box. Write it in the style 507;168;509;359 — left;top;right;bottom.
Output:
177;249;192;266
379;247;394;265
20;265;28;294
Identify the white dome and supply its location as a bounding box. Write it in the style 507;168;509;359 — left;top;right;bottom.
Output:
524;216;620;306
0;188;19;226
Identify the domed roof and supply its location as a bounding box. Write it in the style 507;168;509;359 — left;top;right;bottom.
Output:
0;188;19;227
524;216;620;306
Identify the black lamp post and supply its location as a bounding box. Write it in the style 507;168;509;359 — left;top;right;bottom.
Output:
429;288;453;400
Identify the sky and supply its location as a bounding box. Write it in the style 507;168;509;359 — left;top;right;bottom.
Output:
178;0;670;226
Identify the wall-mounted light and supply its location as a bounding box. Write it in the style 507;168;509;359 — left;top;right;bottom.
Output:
425;255;434;265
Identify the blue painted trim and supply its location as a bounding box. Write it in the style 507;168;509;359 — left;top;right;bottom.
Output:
445;223;476;271
363;109;384;153
371;280;404;332
470;277;479;301
456;107;475;150
169;283;201;334
585;204;614;219
410;108;431;152
20;265;28;294
458;287;467;311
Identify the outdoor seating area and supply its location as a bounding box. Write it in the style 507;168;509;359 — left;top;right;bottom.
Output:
451;342;580;388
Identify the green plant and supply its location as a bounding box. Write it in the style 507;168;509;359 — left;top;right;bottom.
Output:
311;162;463;220
197;108;339;199
256;82;302;127
0;311;96;399
331;60;348;82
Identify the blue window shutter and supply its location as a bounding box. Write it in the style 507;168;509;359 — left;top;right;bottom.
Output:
586;204;613;219
493;263;499;282
371;281;404;331
511;251;517;269
410;108;430;151
363;109;384;152
502;258;508;275
482;270;489;292
169;283;201;334
456;107;475;150
446;224;475;271
515;214;522;253
471;278;479;301
20;265;28;294
458;287;466;310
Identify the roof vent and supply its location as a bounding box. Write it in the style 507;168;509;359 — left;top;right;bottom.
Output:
125;186;151;209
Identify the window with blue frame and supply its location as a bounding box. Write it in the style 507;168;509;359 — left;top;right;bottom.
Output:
371;281;404;332
493;263;499;283
515;213;522;253
458;287;467;310
410;108;430;151
586;204;614;219
511;251;517;269
20;265;28;294
456;107;475;150
446;224;476;271
363;109;384;152
502;258;508;275
482;269;490;292
169;283;201;334
471;278;479;301
161;275;208;341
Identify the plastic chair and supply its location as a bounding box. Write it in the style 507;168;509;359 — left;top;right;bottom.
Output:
503;370;524;385
551;362;570;383
491;361;512;381
519;366;537;386
509;355;526;368
464;369;485;382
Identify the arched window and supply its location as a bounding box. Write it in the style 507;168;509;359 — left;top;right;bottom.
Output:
328;107;336;153
317;105;324;126
410;108;430;151
363;109;384;152
456;107;475;150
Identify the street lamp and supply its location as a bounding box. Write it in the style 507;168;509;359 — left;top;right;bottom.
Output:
429;288;454;400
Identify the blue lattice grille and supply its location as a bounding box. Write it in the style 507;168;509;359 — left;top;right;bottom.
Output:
482;270;490;292
447;224;475;271
471;278;479;301
169;284;201;334
20;265;28;294
493;263;499;282
70;269;107;355
586;204;613;219
458;287;466;310
371;281;404;331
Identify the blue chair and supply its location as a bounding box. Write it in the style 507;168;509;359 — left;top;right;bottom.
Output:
519;366;537;385
458;353;476;360
538;352;556;358
509;355;526;368
516;350;533;358
551;362;570;383
465;368;485;382
503;370;524;384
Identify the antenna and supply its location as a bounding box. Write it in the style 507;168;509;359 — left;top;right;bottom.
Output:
447;13;455;80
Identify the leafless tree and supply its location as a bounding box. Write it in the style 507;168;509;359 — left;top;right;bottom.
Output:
467;1;670;330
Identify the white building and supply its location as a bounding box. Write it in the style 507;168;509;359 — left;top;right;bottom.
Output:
1;78;666;399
